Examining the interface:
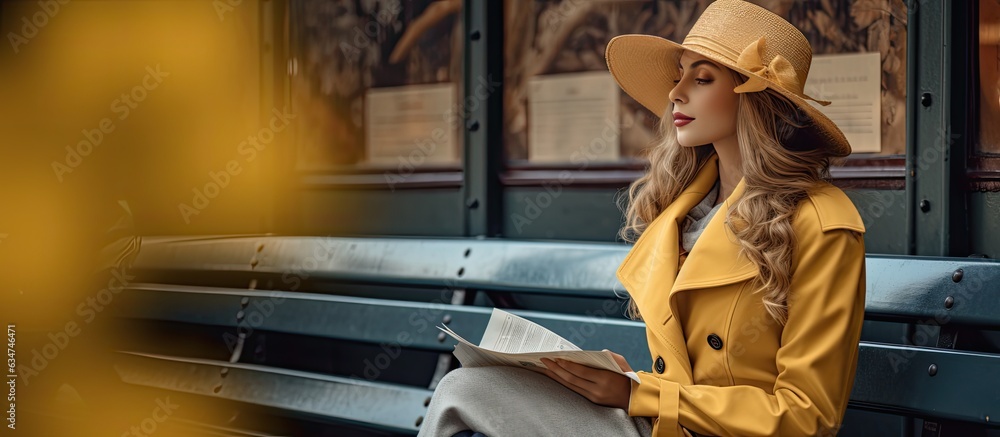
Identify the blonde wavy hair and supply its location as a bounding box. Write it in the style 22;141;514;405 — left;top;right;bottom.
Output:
617;69;837;326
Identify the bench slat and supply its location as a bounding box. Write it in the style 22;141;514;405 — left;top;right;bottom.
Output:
114;352;431;435
851;342;1000;424
117;285;244;328
864;255;1000;328
132;236;629;298
119;284;654;372
132;237;1000;329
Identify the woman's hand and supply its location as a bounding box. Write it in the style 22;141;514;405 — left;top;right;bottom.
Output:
537;351;633;410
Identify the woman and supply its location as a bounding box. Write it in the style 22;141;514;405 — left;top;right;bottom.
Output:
419;1;866;436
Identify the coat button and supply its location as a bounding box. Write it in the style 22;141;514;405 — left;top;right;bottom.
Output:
707;334;723;350
654;356;665;373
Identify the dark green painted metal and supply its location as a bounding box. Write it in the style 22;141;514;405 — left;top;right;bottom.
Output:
503;187;909;252
115;352;432;435
124;236;1000;435
846;189;908;255
864;255;1000;328
850;343;1000;425
133;237;1000;317
122;250;1000;429
297;189;465;237
116;285;244;328
969;193;1000;259
132;236;630;299
462;0;504;238
840;408;912;437
503;188;627;242
117;285;653;372
860;320;910;346
908;0;970;257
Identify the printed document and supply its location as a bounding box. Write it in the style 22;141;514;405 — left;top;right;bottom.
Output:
438;308;641;383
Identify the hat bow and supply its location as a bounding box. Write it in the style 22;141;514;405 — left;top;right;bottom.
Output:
731;36;831;106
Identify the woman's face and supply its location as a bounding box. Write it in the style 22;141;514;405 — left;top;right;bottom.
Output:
667;51;740;148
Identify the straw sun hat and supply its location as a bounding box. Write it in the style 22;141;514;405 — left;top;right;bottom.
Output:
605;0;852;156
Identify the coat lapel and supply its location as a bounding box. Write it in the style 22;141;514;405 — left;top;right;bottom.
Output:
616;154;720;328
616;153;760;382
669;176;757;295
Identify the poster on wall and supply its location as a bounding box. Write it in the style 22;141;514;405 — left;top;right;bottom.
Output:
527;71;620;163
292;0;462;170
805;52;883;154
365;84;459;165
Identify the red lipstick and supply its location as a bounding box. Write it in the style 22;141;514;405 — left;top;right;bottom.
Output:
673;112;694;127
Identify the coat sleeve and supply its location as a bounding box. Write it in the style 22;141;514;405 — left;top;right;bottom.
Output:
628;225;866;437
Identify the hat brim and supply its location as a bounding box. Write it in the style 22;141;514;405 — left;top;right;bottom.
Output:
605;34;852;157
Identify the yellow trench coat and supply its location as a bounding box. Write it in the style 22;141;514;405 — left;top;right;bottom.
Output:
617;154;866;437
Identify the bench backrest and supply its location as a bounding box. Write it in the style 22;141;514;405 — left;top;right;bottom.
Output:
116;236;1000;434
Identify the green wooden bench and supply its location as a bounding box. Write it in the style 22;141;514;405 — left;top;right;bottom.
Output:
112;236;1000;436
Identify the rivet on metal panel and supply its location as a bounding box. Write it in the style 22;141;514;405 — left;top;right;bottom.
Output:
927;364;938;376
469;30;481;41
952;269;963;282
920;93;933;107
415;416;424;427
250;258;259;269
241;297;250;308
437;332;447;342
220;367;229;377
424;396;432;407
919;199;931;212
213;384;223;394
236;311;245;321
248;279;257;290
442;314;452;325
944;296;954;309
256;243;264;252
